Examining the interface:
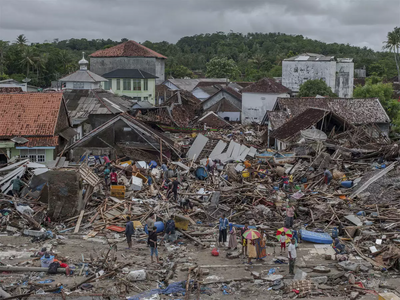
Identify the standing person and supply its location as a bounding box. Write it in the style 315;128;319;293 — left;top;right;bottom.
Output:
161;163;168;180
280;232;287;253
163;216;176;243
323;168;333;185
285;203;295;228
228;223;238;250
110;169;118;185
247;239;256;265
171;179;180;201
148;226;160;264
241;223;249;258
218;214;229;247
146;213;156;232
125;216;134;250
282;175;289;192
255;228;267;260
11;176;23;197
104;167;111;187
289;174;294;192
288;239;297;275
166;179;173;199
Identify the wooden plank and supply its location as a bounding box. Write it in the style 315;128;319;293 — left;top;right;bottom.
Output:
74;210;85;233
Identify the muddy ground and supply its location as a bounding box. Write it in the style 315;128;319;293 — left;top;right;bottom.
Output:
1;233;399;299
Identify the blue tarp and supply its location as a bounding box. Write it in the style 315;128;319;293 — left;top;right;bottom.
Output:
195;167;208;180
300;229;333;244
127;281;187;300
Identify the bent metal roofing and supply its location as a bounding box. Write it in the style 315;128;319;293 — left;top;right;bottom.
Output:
90;40;167;59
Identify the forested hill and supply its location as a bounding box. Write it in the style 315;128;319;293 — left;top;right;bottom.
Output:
0;32;396;87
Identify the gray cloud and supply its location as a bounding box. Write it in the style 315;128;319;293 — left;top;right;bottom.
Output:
0;0;399;51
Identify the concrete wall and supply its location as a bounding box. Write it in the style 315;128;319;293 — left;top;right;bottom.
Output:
90;57;165;84
282;61;337;93
11;148;54;162
218;111;241;121
65;82;101;90
202;90;241;111
102;78;156;104
242;92;289;125
335;62;354;97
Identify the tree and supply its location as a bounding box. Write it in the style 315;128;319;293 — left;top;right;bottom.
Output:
353;79;400;131
249;53;266;70
383;27;400;81
166;65;193;78
15;34;28;47
0;41;9;76
205;57;240;79
20;47;37;78
298;79;336;97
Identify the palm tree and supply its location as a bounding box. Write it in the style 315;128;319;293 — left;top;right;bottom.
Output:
383;27;400;82
0;41;9;77
20;47;37;78
249;53;266;70
35;53;48;82
58;50;72;75
15;34;28;47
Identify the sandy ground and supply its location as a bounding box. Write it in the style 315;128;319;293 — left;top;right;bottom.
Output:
0;234;398;299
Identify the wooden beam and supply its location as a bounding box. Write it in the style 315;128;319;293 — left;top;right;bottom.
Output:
74;210;85;233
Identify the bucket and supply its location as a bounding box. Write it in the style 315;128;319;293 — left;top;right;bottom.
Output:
144;221;165;234
40;255;54;268
242;171;250;178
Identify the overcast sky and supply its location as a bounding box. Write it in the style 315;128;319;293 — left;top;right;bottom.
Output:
0;0;399;51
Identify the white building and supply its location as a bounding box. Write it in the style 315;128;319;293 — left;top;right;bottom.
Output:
60;53;107;90
241;78;291;125
282;53;354;98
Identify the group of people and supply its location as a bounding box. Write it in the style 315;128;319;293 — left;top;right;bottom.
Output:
125;214;178;264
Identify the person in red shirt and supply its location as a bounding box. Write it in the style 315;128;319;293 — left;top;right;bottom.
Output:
110;169;118;185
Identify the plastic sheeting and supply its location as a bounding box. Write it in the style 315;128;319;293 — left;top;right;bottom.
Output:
300;129;327;141
127;281;187;300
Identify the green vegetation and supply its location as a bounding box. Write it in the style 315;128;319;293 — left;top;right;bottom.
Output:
354;77;400;131
205;57;240;79
0;29;399;87
298;79;337;97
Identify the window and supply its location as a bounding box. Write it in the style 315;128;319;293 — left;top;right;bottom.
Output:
117;79;121;90
143;79;148;91
133;79;141;91
143;97;148;101
73;82;84;89
20;149;46;162
104;79;112;90
132;97;141;101
123;79;131;90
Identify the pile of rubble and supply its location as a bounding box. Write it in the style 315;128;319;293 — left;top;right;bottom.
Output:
1;125;400;299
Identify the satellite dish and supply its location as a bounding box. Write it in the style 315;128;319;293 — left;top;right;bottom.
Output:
22;78;31;83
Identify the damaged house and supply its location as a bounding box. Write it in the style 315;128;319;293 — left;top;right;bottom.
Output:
241;78;291;125
201;87;242;122
270;108;354;150
133;90;203;131
265;97;391;149
64;89;133;142
65;113;180;162
0;92;74;163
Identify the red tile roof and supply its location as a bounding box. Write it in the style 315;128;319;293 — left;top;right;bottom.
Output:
0;87;23;93
21;136;59;147
242;78;291;94
90;40;167;59
0;92;64;138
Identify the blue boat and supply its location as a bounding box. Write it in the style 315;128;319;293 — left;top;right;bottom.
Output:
300;229;333;244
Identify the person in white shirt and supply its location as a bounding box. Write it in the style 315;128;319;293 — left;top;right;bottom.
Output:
288;239;297;275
